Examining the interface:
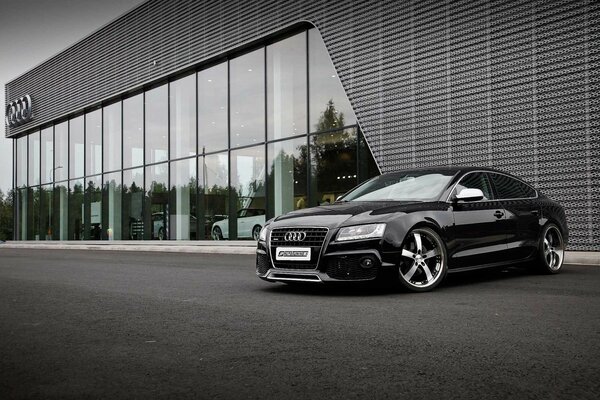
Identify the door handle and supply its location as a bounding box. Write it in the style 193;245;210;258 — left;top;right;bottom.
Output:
493;210;504;219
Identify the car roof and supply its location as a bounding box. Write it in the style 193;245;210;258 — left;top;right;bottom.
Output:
383;166;515;176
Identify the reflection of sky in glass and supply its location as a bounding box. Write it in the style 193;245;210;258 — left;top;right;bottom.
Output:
198;63;228;153
54;122;68;182
28;132;40;186
230;48;265;147
204;153;228;189
309;29;356;130
41;127;53;184
170;74;196;159
123;94;144;168
145;85;168;164
85;109;102;176
69;116;84;179
232;146;265;198
16;136;27;187
267;32;307;140
104;101;122;172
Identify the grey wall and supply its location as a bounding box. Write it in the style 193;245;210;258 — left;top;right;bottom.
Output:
5;0;599;250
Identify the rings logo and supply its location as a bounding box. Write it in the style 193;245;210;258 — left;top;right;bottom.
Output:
284;231;307;242
5;95;33;128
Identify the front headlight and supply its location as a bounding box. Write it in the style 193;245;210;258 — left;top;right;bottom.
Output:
258;226;268;242
336;223;386;242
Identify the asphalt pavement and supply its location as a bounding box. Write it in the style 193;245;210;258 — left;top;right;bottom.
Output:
0;248;599;400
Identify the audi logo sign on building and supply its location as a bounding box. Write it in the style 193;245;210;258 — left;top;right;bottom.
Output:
284;231;307;242
5;95;33;128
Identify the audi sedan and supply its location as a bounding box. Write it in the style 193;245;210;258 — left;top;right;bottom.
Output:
256;167;568;292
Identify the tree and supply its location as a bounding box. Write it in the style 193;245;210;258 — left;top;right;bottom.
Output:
316;99;345;132
0;189;14;240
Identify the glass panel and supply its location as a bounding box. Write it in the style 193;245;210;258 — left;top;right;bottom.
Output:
230;48;265;148
456;173;493;200
358;132;380;183
54;122;68;182
28;131;40;186
53;183;68;240
69;116;84;179
41;127;53;185
40;184;53;240
490;173;536;199
103;171;122;240
123;168;144;240
85;175;102;240
27;187;40;240
267;32;307;140
86;109;102;176
17;188;27;240
203;153;228;240
198;63;228;153
170;74;196;159
310;128;357;205
309;29;356;132
123;94;144;168
170;158;197;240
69;179;84;240
16;136;27;187
145;163;168;240
267;137;308;219
145;84;168;164
103;101;122;172
230;145;266;240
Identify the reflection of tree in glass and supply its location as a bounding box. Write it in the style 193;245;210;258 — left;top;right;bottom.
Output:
316;99;345;132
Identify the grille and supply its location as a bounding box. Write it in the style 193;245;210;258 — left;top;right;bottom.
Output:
256;253;270;276
269;227;328;270
325;256;378;281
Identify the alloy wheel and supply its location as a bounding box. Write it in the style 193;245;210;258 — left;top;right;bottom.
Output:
399;228;446;291
543;226;564;271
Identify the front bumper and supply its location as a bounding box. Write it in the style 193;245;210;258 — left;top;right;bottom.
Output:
256;239;396;283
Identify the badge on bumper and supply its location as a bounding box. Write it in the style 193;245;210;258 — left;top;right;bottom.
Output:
276;247;311;261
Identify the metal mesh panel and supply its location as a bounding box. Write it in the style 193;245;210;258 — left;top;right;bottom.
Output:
5;0;599;250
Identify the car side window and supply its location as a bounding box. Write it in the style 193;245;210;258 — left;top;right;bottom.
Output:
490;173;536;199
455;172;493;200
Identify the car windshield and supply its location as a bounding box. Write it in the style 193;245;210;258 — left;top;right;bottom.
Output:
340;172;456;202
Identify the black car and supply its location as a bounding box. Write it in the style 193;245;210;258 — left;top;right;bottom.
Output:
256;167;568;292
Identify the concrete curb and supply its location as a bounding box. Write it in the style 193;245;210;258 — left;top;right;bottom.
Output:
1;242;598;265
0;241;257;255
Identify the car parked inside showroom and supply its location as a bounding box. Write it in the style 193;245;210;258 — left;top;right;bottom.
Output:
212;208;266;240
256;167;568;292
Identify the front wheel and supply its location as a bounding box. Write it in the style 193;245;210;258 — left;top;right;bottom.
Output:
536;223;565;274
212;226;223;240
398;227;448;292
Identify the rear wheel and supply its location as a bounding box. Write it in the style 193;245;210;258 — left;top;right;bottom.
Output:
398;227;447;292
536;223;564;274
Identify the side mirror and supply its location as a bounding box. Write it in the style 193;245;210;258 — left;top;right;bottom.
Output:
455;188;484;202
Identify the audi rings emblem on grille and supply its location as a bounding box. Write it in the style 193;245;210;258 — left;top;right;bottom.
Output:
5;95;33;128
284;231;307;242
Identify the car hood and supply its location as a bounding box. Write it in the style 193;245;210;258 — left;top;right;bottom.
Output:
269;201;437;229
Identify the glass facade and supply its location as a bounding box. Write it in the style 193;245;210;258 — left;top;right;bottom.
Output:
12;28;379;241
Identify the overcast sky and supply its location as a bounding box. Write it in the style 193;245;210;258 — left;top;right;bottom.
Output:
0;0;144;194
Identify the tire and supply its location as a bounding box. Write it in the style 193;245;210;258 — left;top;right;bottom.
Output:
252;225;262;241
398;227;448;292
536;223;565;274
212;226;223;240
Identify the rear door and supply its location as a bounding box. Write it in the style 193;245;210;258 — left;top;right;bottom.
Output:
489;173;540;261
451;172;512;268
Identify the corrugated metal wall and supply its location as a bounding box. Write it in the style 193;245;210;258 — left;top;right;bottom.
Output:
5;0;599;250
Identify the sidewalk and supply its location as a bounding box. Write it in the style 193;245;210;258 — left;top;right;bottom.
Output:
0;240;257;255
0;241;598;265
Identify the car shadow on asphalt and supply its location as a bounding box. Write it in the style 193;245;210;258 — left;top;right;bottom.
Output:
258;265;553;297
